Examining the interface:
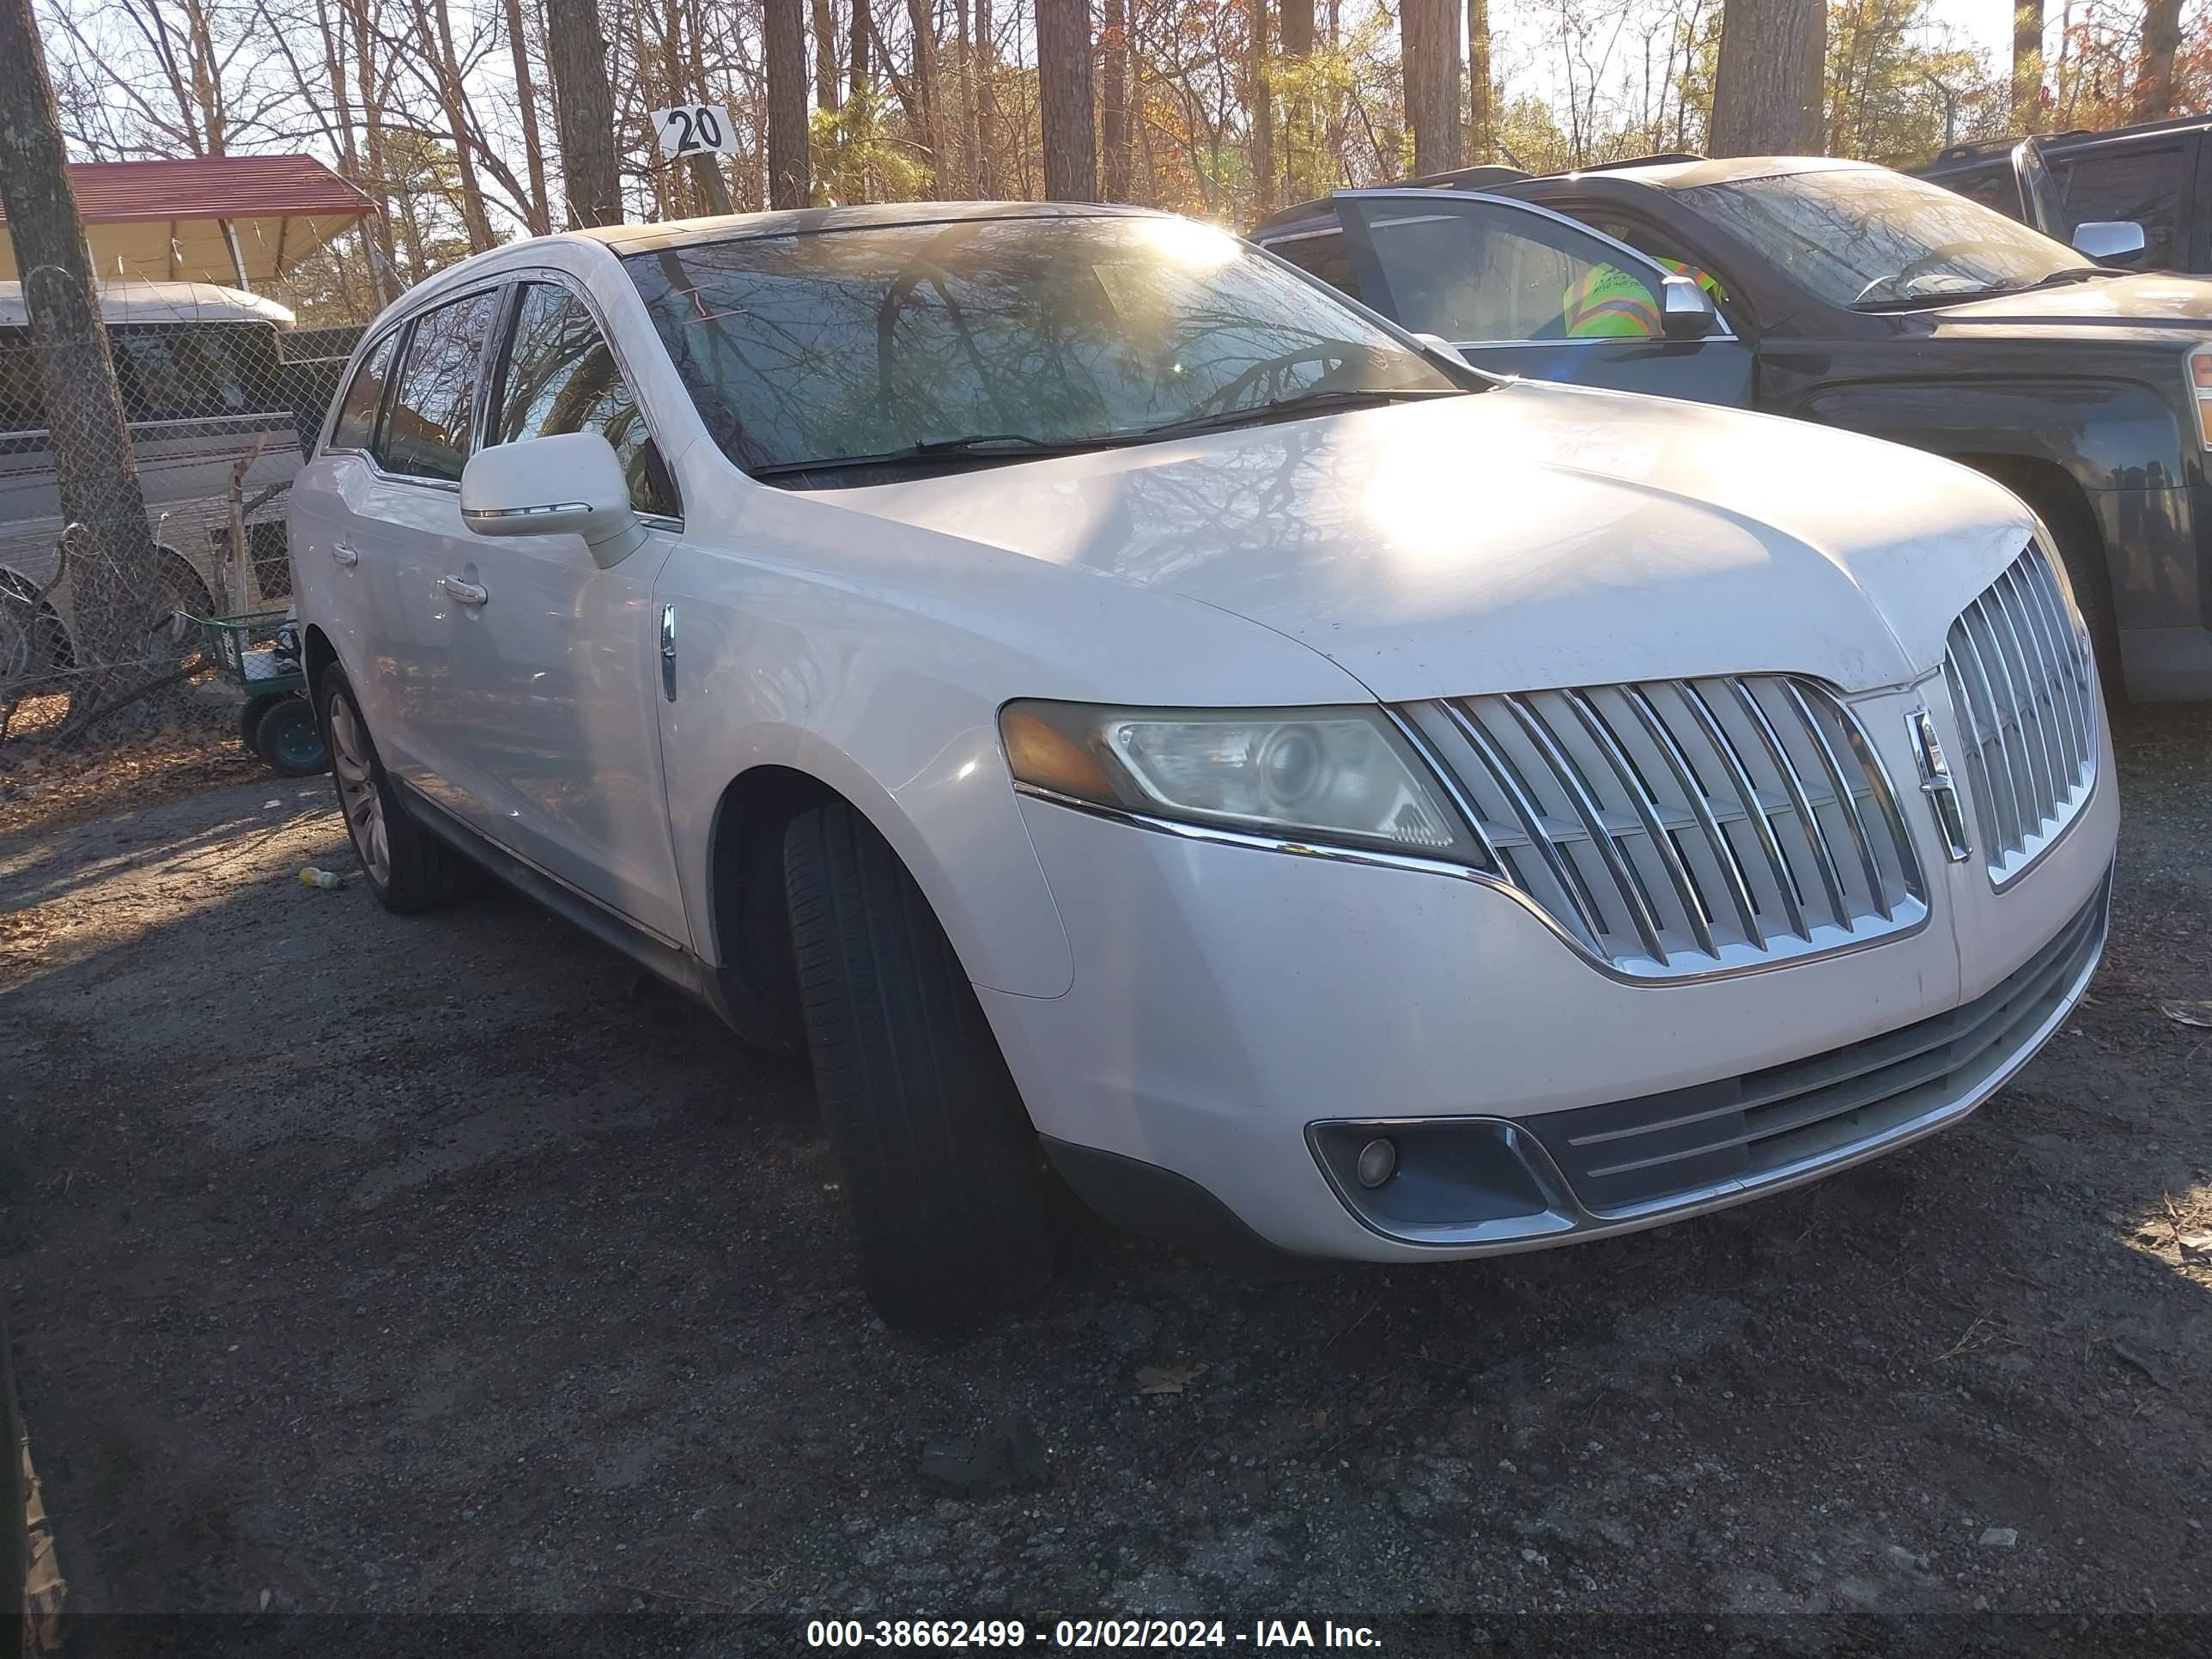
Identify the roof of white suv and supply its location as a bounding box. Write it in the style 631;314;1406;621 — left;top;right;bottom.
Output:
575;199;1163;256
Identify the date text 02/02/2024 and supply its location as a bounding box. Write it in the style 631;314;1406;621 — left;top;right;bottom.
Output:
804;1619;1383;1648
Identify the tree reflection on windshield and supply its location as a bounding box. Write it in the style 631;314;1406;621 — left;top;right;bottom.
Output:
1677;167;2087;308
625;213;1459;474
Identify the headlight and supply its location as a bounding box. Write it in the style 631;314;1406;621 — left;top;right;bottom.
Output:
1000;700;1484;862
2191;345;2212;450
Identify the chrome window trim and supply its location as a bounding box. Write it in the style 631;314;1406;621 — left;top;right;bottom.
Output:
1012;772;1930;988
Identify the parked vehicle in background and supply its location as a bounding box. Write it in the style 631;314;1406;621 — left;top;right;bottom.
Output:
0;281;324;688
1913;114;2212;275
293;202;2114;1329
1252;156;2212;701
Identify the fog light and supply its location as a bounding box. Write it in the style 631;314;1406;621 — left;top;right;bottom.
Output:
1356;1138;1398;1188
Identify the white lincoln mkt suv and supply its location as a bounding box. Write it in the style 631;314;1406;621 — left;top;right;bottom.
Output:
290;203;2117;1328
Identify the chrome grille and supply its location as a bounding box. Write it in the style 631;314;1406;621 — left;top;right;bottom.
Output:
1940;542;2099;887
1395;678;1924;979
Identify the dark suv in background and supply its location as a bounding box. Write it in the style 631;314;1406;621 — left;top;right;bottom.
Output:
1252;157;2212;701
1914;114;2212;276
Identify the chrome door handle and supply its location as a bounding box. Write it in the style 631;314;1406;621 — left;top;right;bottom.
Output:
331;542;360;567
439;574;489;606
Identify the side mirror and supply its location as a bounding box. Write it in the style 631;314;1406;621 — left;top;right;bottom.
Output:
1411;331;1471;367
1658;274;1718;340
460;430;643;567
2072;220;2147;265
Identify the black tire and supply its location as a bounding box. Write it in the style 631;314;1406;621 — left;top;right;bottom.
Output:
252;694;331;776
238;691;285;757
783;800;1053;1328
317;666;474;914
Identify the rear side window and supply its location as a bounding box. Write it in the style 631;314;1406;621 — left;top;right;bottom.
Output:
376;289;500;481
327;329;400;453
1264;231;1364;301
2055;143;2184;267
1932;161;2024;220
492;283;675;517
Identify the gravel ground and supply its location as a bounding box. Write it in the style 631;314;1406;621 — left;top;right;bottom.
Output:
2;707;2209;1652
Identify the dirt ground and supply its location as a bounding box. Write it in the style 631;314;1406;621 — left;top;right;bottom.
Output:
2;704;2209;1651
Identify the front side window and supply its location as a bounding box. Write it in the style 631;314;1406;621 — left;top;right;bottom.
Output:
328;329;400;453
625;214;1461;478
1934;161;2026;221
493;283;674;516
1675;166;2093;308
1351;203;1663;342
2054;144;2183;268
377;289;500;481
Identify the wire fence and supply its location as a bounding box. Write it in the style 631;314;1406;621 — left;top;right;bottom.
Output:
0;264;367;745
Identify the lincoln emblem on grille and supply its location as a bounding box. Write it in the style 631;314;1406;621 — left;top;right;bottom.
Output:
1908;706;1972;863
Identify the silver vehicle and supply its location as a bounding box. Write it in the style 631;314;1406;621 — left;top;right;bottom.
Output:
0;280;331;682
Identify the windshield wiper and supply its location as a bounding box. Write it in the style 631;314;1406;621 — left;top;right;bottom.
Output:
1856;267;2112;311
1131;386;1467;443
750;433;1114;477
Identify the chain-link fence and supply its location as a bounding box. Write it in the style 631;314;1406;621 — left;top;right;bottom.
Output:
0;264;366;744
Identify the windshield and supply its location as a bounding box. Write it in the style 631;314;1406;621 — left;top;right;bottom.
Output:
1675;167;2093;309
624;214;1461;476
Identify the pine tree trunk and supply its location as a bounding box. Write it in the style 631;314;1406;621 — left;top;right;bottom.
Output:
1279;0;1310;200
1249;0;1274;210
813;0;842;108
2010;0;2044;131
1708;0;1825;156
426;0;496;251
849;0;872;96
955;0;981;195
2133;0;2182;121
1400;0;1460;174
0;0;162;691
545;0;624;225
1100;0;1131;200
975;0;998;193
504;0;556;232
1467;0;1492;161
1036;0;1097;200
905;0;944;192
765;0;811;207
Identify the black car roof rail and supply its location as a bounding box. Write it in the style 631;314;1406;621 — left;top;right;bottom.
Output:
1928;110;2210;167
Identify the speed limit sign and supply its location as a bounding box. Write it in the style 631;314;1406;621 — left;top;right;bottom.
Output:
651;103;740;159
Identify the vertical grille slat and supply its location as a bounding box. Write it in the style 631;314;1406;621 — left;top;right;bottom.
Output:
1563;689;1720;958
1942;540;2101;888
1678;682;1811;941
1730;678;1850;927
1780;678;1891;922
1437;698;1609;949
1501;693;1669;964
1398;674;1923;979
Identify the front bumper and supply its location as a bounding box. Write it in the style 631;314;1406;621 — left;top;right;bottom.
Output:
980;686;2118;1261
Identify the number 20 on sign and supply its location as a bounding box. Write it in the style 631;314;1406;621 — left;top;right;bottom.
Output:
651;103;739;159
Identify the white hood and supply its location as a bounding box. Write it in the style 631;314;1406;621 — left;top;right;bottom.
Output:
813;379;2033;700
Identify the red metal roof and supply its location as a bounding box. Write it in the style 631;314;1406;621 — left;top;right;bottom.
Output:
0;155;377;227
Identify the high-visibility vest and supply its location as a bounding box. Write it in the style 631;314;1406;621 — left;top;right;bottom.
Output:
1563;264;1662;337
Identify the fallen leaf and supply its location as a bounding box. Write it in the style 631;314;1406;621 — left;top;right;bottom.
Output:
2159;1000;2212;1028
2179;1235;2212;1262
1306;1408;1330;1431
1136;1363;1208;1396
259;1590;271;1612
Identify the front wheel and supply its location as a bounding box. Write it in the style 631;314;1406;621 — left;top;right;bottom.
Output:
319;666;474;914
783;800;1053;1329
